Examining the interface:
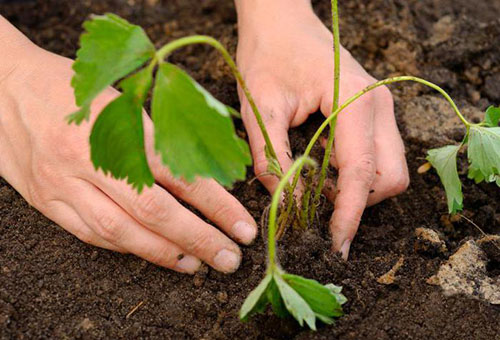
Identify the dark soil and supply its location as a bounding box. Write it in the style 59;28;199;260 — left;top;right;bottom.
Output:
1;0;499;339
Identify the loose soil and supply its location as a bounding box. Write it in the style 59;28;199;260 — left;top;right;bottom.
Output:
1;0;499;339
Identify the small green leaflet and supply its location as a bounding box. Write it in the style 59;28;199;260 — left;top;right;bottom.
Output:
89;68;154;192
239;273;272;321
266;278;288;318
239;271;346;330
69;13;155;124
325;283;348;305
467;126;500;186
152;63;251;187
274;273;317;330
485;106;500;127
283;273;345;318
427;145;463;214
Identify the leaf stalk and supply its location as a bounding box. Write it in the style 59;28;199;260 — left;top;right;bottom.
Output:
288;76;470;198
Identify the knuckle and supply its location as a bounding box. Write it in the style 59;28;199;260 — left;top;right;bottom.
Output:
53;135;88;162
210;200;234;223
32;161;57;184
186;231;213;255
377;85;394;105
133;192;165;223
73;228;95;245
25;181;51;210
148;245;177;268
384;171;410;197
25;183;43;207
181;180;205;198
349;75;374;94
352;153;376;183
93;212;122;242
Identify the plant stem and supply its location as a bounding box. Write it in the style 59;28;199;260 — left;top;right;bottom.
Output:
310;0;341;221
289;76;470;198
157;35;282;175
300;166;316;227
268;156;316;270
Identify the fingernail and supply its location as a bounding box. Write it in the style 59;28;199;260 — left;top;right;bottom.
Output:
340;240;351;261
175;254;201;274
232;221;257;245
214;249;241;273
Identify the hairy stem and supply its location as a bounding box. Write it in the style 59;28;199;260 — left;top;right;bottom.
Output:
310;0;341;221
268;156;316;270
300;166;316;228
157;35;282;175
289;76;470;198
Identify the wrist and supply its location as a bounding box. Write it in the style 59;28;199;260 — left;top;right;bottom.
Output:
0;16;37;83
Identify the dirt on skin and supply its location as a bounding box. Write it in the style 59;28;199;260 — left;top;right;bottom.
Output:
1;0;499;339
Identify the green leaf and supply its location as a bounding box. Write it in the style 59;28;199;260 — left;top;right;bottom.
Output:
485;106;500;127
239;273;272;321
226;105;242;119
315;313;334;325
283;273;344;318
273;273;317;330
325;284;348;306
266;277;289;318
69;13;155;124
467;126;500;186
152;63;251;187
89;67;154;192
427;145;463;214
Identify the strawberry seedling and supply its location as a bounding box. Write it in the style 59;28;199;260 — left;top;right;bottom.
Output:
240;156;347;330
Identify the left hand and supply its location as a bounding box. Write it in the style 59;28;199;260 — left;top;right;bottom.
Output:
235;0;409;259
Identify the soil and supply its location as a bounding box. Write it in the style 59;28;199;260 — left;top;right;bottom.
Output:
1;0;499;339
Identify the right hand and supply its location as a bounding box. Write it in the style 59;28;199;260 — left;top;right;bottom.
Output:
0;18;257;274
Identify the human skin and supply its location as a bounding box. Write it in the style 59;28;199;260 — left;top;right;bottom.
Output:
234;0;409;259
0;16;257;274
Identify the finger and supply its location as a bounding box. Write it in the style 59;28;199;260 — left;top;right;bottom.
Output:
321;82;376;260
143;118;258;245
158;176;258;245
67;179;202;274
240;96;295;194
44;199;124;252
89;173;243;273
322;178;337;203
367;87;409;206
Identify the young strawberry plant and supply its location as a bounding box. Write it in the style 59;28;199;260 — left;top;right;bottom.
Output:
240;156;346;330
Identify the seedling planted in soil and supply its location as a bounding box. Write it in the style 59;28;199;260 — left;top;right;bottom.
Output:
69;0;500;331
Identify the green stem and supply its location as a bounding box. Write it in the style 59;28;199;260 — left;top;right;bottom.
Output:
300;166;316;228
157;35;281;174
289;76;470;198
310;0;341;221
268;156;316;270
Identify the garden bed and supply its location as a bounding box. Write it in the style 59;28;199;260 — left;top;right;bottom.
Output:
0;0;499;339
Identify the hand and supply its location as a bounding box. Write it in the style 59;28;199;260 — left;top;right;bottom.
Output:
0;17;257;274
235;0;409;259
